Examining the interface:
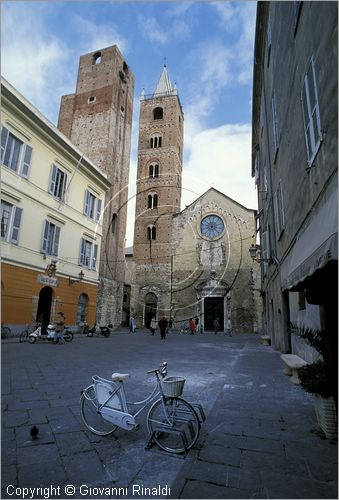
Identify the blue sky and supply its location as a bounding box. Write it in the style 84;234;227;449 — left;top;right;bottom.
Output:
1;1;257;245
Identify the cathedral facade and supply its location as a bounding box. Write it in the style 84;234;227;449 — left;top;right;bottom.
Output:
131;67;261;333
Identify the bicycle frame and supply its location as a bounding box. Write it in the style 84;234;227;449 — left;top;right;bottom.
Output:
87;369;168;430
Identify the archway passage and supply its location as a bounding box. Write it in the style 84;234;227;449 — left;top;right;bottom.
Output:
36;286;53;326
145;293;157;328
204;297;224;331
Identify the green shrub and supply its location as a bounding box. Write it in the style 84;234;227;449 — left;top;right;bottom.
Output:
298;360;333;398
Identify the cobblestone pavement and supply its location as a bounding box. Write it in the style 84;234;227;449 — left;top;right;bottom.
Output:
1;329;337;499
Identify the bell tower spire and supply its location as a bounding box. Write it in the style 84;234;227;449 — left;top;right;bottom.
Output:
131;65;184;325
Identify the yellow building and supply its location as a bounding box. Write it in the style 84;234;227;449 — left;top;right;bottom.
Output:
1;78;111;333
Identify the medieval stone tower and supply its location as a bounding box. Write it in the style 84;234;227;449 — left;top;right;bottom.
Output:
58;45;135;327
131;66;183;327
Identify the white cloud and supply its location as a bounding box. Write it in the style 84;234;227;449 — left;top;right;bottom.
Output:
182;123;257;210
74;16;129;55
138;15;168;44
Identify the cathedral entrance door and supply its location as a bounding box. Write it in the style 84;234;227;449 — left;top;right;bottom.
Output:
144;293;157;328
204;297;224;331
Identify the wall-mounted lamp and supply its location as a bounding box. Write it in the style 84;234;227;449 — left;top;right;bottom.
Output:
249;244;279;267
69;270;85;285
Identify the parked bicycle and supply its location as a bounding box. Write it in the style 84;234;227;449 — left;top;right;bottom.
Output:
1;323;11;339
80;362;204;454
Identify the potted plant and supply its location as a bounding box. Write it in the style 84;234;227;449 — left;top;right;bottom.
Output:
295;325;337;440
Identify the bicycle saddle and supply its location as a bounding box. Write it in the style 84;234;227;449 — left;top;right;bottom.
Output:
111;373;129;381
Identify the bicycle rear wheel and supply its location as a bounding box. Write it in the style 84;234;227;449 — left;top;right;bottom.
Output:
80;385;119;436
147;397;200;454
19;330;29;343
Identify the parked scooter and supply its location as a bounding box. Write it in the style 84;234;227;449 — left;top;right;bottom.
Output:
86;323;112;338
29;324;73;344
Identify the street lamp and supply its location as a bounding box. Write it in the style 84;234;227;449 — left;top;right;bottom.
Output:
69;270;85;285
249;244;279;267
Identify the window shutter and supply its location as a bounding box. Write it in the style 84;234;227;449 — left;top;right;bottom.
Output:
42;221;49;253
95;199;102;222
80;238;86;265
61;172;67;201
53;226;60;256
92;244;98;270
10;207;23;244
84;190;90;216
49;165;57;195
21;144;32;178
1;126;9;162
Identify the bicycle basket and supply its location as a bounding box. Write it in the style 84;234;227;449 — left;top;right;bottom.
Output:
162;376;186;397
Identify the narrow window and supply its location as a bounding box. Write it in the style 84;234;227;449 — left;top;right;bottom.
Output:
42;221;60;256
302;57;322;166
84;190;96;218
147;225;156;240
150;134;162;149
49;164;67;201
112;213;117;234
271;93;279;158
148;193;158;209
149;163;159;178
153;107;163;120
1;126;32;177
274;181;285;238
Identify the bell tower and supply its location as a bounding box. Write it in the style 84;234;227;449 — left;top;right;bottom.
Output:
131;66;184;326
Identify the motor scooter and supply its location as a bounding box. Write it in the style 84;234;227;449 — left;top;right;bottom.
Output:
29;324;73;344
86;323;112;338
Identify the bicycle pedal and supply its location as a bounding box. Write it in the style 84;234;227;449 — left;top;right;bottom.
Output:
134;424;140;431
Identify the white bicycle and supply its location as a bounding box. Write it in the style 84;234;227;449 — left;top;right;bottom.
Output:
80;362;203;454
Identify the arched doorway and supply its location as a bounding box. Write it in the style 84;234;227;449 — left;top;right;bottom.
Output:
144;293;157;328
36;287;53;326
76;293;89;324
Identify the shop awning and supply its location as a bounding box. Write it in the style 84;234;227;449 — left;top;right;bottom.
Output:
285;190;338;290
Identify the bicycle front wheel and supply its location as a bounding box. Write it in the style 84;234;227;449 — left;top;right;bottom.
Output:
80;385;119;436
19;330;29;343
147;397;200;454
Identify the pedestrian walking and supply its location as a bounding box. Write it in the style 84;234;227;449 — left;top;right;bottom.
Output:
158;317;168;340
55;312;65;344
168;319;173;335
150;317;157;336
179;320;186;335
188;318;196;335
213;317;220;335
130;316;137;333
226;318;233;337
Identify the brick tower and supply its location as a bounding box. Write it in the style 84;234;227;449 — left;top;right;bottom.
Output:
58;46;135;327
131;66;183;327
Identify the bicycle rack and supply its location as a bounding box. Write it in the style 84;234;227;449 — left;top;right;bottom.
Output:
190;403;206;423
145;424;190;456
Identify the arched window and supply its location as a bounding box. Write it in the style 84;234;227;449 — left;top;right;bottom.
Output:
147;225;156;240
148;193;158;209
93;52;102;64
153;107;163;120
149;163;159;178
150;134;162;148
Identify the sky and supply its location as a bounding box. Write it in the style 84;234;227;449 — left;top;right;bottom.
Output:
1;0;258;246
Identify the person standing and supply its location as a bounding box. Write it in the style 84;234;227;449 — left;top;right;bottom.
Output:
179;320;186;335
158;317;168;340
188;318;196;335
130;316;137;333
213;317;220;335
150;317;157;336
226;318;233;337
55;312;66;344
168;319;173;335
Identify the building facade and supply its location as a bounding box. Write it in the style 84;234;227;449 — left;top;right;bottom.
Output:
130;66;183;325
58;45;135;327
1;78;110;332
252;2;337;354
